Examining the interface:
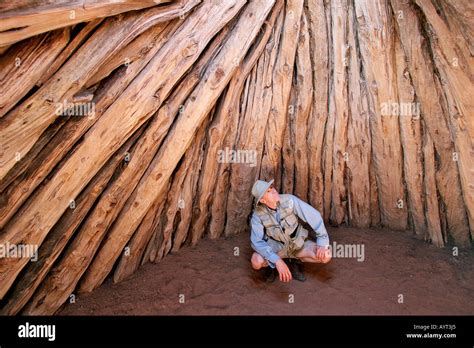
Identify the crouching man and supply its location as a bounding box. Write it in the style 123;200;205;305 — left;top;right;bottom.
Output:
250;179;331;283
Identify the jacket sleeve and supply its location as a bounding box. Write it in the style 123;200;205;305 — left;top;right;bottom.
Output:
290;195;330;247
250;212;280;267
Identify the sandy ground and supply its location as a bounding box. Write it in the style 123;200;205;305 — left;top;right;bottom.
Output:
60;227;474;315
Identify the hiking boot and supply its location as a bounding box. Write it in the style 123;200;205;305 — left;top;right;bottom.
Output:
287;259;306;282
261;267;276;283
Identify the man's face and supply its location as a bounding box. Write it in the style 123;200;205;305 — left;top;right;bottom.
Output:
260;185;280;207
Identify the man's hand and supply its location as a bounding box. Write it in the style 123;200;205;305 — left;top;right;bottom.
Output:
315;245;331;263
275;259;292;282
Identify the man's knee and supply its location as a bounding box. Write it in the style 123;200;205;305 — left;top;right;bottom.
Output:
251;253;267;270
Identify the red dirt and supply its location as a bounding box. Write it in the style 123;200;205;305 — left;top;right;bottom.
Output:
59;227;474;315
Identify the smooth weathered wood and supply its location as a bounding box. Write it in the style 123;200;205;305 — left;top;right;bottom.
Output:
76;0;274;294
0;0;173;47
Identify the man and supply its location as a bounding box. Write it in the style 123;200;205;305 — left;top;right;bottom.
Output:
250;179;331;283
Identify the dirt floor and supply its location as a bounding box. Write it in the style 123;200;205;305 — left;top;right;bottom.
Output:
59;227;474;315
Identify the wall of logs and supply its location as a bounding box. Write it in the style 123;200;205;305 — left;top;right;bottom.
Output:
0;0;472;314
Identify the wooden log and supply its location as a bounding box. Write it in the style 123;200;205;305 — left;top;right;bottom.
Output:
0;2;197;182
207;84;247;240
345;0;371;228
0;0;244;301
20;13;230;312
391;0;470;246
0;20;178;230
1;124;143;315
415;0;474;239
191;1;284;242
152;151;193;263
260;0;303;190
394;34;426;238
369;149;381;227
113;181;169;283
422;124;444;247
306;0;329;214
36;19;104;87
171;121;209;252
322;74;336;223
0;28;69;117
141;193;168;265
142;27;234;256
329;0;349;225
75;0;275;294
84;19;168;88
224;9;283;236
442;0;474;55
354;0;407;230
282;84;296;195
292;10;312;202
0;0;173;47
